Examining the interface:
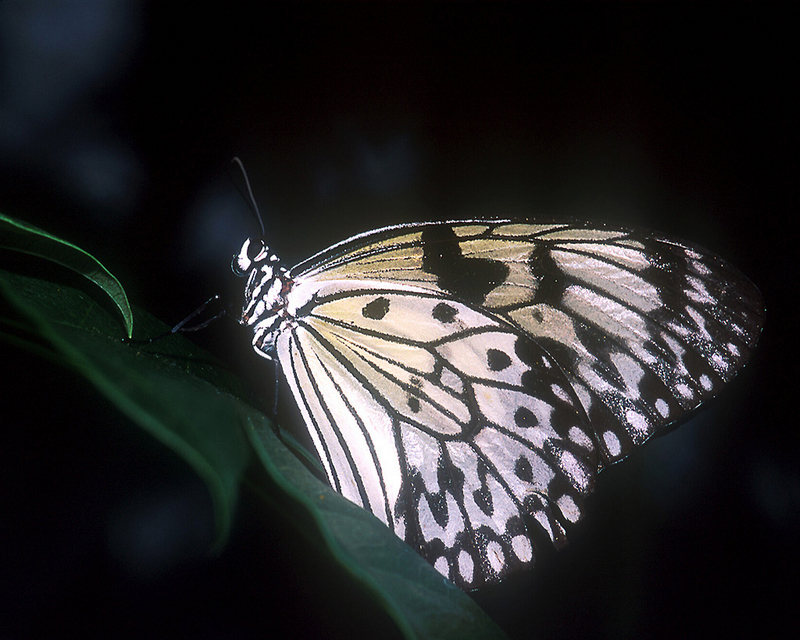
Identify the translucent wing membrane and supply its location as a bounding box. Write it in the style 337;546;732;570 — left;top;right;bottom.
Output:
292;222;764;466
240;220;764;589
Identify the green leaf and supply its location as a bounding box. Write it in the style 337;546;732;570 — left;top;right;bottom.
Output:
0;233;508;639
0;269;250;547
0;212;134;338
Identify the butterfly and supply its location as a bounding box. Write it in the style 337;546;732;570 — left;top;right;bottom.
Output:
232;219;764;590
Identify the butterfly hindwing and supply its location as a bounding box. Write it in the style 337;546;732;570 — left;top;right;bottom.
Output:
275;281;599;588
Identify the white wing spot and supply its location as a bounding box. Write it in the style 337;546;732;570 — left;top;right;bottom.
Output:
687;290;708;305
573;382;593;412
557;494;580;523
655;398;670;418
668;321;691;339
578;361;614;395
727;342;740;357
559;450;590;491
533;510;554;542
512;535;533;562
631;342;658;366
458;550;474;584
625;409;649;435
486;540;505;574
564;286;651;340
434;556;449;577
551;384;571;403
610;351;645;399
663;334;686;360
565;242;650;270
603;431;622;457
690;258;711;275
675;382;694;400
686;276;715;304
568;426;593;449
699;374;713;391
686;306;711;339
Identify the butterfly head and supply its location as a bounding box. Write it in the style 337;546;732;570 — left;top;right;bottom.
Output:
232;237;290;355
232;237;272;275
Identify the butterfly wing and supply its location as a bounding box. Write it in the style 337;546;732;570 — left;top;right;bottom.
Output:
276;280;599;588
293;221;764;466
266;220;763;589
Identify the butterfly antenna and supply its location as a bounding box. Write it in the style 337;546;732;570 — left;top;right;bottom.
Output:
231;157;265;236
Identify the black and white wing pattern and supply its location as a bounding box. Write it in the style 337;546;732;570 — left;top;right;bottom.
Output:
233;220;764;590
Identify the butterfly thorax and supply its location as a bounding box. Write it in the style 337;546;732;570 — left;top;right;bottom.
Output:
233;237;293;359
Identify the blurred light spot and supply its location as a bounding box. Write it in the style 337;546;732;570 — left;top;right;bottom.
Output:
183;180;257;273
312;129;418;202
60;136;145;219
313;163;341;200
353;133;416;195
0;0;140;132
0;0;144;220
752;461;800;527
107;484;214;578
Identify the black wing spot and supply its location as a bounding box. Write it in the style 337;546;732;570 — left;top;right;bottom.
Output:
487;348;512;371
362;296;390;320
473;485;494;516
514;406;537;429
421;225;509;304
514;456;534;483
407;376;422;412
428;493;448;528
432;302;458;323
515;337;550;389
527;244;566;306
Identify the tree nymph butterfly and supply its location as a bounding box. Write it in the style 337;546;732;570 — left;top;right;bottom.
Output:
232;219;763;590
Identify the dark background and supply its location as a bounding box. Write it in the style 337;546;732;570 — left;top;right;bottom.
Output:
1;3;795;639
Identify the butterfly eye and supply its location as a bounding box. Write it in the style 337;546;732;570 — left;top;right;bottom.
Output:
248;238;266;262
232;237;264;276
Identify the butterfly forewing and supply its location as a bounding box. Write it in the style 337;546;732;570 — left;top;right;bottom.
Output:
240;220;764;590
291;222;763;465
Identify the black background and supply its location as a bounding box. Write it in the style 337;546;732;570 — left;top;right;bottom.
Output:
1;3;796;639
